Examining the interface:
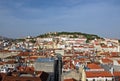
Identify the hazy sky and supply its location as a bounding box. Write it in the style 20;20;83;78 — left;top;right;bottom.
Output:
0;0;120;38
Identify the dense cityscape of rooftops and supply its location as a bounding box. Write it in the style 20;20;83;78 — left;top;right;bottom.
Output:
0;32;120;81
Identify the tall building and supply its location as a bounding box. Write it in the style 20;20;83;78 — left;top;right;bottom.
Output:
54;54;62;81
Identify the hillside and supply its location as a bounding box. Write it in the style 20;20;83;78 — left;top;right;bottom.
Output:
37;32;102;41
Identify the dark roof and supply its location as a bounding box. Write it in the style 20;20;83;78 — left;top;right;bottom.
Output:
1;71;49;81
64;78;77;81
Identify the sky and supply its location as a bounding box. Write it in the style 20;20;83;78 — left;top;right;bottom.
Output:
0;0;120;38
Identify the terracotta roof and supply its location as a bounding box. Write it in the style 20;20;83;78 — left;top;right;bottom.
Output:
0;62;5;65
0;73;6;80
111;52;118;57
101;45;108;48
100;52;109;55
79;58;86;62
26;56;38;59
87;63;102;69
89;45;94;48
17;66;34;72
5;60;16;64
113;72;120;76
86;71;113;78
102;58;113;64
0;50;11;52
118;60;120;64
18;52;30;56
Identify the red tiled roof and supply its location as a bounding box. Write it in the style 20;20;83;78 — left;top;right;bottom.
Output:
86;71;113;78
113;72;120;76
100;52;109;55
17;52;30;56
89;45;94;48
79;58;85;62
26;56;38;59
102;58;113;64
111;52;118;57
87;63;102;69
101;45;108;48
118;60;120;64
17;66;34;72
5;60;16;64
0;73;6;80
0;50;11;52
0;62;5;65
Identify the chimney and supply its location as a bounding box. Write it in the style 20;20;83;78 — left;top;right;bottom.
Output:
110;67;114;74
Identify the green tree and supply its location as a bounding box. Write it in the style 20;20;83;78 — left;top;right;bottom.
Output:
29;39;36;43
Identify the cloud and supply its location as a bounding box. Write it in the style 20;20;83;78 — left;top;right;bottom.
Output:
0;0;120;38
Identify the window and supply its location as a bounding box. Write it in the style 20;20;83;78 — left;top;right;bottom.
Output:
6;64;8;67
